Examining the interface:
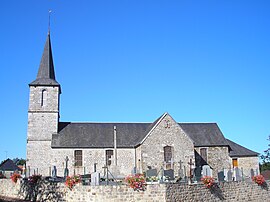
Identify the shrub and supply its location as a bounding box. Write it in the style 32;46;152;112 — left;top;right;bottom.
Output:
125;174;146;191
29;174;42;184
201;176;214;188
0;173;6;179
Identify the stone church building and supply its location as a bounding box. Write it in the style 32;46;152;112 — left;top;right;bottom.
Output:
27;33;259;179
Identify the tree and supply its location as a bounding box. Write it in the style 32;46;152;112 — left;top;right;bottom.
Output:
260;135;270;171
12;158;26;166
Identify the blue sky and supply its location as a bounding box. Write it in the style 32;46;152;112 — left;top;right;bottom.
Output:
0;0;269;162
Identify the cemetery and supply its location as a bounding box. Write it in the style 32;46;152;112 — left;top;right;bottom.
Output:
0;161;269;201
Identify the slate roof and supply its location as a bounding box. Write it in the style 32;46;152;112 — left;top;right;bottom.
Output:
30;32;60;87
0;159;22;171
52;122;151;148
179;123;229;147
52;117;232;149
226;139;259;157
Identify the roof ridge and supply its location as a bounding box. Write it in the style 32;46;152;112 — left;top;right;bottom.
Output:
60;122;152;124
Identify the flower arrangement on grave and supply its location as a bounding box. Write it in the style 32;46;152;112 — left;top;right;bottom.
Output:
252;174;265;186
146;176;159;182
125;174;147;191
201;176;214;188
10;173;21;183
65;175;81;190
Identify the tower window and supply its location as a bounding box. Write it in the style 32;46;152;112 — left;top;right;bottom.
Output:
74;150;82;167
41;89;47;106
105;150;113;166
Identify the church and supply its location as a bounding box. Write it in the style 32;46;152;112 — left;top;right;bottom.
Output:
26;32;259;180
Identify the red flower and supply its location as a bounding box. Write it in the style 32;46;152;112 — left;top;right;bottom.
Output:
10;173;21;183
201;176;214;188
65;175;81;190
252;175;265;185
125;174;146;191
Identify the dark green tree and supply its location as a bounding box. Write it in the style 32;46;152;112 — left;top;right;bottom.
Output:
260;135;270;172
12;158;26;166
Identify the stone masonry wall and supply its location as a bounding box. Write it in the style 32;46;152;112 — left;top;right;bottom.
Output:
0;179;269;202
46;148;135;177
141;114;195;177
195;146;231;178
27;86;60;176
234;156;260;177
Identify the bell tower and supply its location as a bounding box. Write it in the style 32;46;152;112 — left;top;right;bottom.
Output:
26;32;61;175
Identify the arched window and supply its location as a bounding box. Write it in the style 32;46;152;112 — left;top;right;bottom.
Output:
41;89;47;107
164;146;172;163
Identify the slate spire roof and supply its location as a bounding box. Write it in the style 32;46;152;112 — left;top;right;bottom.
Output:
30;32;60;87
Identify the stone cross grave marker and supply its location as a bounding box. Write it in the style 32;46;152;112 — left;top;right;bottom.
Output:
202;165;212;177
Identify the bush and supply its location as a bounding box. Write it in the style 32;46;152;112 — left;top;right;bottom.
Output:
29;174;42;184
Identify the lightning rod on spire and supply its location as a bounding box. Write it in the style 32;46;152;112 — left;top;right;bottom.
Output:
48;9;52;34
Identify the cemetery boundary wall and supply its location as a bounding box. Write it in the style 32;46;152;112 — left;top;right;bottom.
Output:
0;179;269;202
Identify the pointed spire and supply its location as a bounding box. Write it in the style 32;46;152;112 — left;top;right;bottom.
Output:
30;33;60;86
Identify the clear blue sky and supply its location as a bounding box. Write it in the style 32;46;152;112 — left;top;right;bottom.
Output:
1;0;269;162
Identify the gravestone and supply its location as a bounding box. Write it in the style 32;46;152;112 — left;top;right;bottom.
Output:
194;167;202;182
52;166;57;178
250;168;255;178
91;172;100;186
235;167;241;181
146;169;157;177
164;169;174;180
218;171;225;182
202;165;212;177
178;160;185;179
227;170;233;182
